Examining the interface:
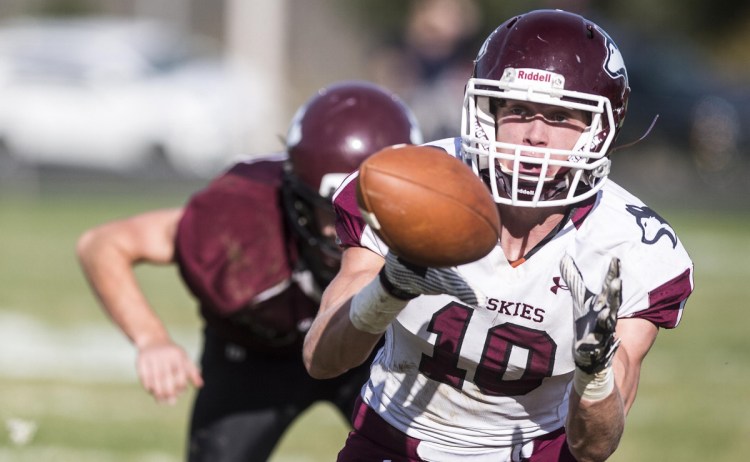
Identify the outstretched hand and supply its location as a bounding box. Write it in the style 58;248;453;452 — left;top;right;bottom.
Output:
136;340;204;405
381;252;486;306
559;254;622;374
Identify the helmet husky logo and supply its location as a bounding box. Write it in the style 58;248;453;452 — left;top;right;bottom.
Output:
603;34;627;81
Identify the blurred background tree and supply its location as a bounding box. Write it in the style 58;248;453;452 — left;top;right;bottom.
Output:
0;0;748;200
337;0;750;80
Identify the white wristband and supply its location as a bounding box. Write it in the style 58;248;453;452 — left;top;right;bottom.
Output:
573;366;615;401
349;277;409;334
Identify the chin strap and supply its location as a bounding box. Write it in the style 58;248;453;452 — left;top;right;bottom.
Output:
489;167;571;203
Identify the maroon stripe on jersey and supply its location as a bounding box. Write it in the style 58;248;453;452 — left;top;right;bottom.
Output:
638;267;693;328
337;396;422;460
341;397;576;460
333;173;368;248
571;195;596;229
529;427;576;462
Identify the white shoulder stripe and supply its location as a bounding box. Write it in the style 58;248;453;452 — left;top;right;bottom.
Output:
332;171;360;202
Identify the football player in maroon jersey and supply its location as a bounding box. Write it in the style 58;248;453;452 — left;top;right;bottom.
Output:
77;80;422;462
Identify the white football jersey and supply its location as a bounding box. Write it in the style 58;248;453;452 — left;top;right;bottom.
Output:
332;137;694;459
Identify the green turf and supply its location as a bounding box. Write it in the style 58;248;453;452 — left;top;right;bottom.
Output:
0;182;748;461
0;378;348;462
609;209;750;462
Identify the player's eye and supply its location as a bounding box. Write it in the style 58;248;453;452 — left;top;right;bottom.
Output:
549;112;569;123
547;109;590;126
507;106;528;117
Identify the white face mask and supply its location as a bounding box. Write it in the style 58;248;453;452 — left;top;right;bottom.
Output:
460;68;616;208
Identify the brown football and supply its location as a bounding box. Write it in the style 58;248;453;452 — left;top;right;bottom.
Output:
356;144;500;267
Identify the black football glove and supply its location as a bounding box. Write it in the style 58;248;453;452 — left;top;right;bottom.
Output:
559;254;622;374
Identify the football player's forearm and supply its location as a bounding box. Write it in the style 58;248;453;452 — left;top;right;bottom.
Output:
566;346;635;461
77;229;171;349
304;302;380;379
566;386;625;462
305;247;385;378
91;263;171;348
105;281;171;349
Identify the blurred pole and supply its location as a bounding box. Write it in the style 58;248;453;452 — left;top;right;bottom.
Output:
134;0;190;35
225;0;288;157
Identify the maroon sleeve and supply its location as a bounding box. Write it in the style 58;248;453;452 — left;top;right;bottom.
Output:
174;160;294;317
333;172;368;249
636;267;693;329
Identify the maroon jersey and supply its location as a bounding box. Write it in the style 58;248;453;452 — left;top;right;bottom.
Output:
175;154;318;357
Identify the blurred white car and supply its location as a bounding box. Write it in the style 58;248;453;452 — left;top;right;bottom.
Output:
0;16;255;177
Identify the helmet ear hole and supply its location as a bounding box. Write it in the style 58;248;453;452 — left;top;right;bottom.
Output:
586;24;595;39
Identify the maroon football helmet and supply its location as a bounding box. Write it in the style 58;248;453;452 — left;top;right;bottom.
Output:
460;9;631;207
283;81;422;287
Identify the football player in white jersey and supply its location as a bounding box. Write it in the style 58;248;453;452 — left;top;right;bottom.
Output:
303;9;694;462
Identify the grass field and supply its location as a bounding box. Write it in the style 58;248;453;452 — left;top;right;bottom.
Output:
0;174;748;461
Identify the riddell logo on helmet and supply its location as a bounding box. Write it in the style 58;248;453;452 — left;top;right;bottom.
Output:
516;70;552;82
